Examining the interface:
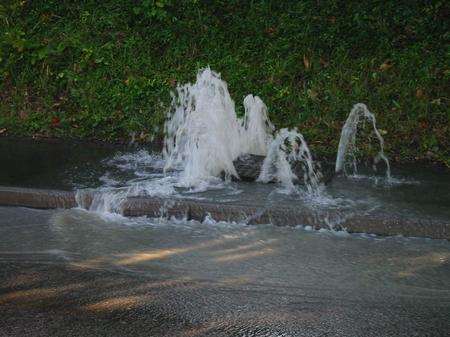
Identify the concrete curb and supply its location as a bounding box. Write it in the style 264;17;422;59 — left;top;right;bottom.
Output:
0;186;448;240
0;186;77;209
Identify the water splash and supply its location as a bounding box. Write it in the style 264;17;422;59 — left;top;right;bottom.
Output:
75;178;177;217
75;187;130;217
163;67;324;195
241;94;275;155
75;68;325;217
335;103;391;179
164;68;240;185
258;128;323;195
163;67;274;187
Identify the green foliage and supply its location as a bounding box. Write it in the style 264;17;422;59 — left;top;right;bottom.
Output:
0;0;449;164
132;0;174;21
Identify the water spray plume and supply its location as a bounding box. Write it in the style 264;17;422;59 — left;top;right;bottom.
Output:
75;68;325;215
163;68;275;187
335;103;391;180
258;128;323;195
241;94;275;156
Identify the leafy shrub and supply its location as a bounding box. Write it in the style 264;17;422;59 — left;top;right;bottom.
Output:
0;0;448;165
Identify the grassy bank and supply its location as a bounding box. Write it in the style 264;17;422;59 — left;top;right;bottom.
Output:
1;1;448;165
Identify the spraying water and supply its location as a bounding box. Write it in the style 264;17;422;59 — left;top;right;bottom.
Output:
241;94;275;155
335;103;391;179
163;68;241;186
163;67;274;187
75;68;324;215
258;128;323;195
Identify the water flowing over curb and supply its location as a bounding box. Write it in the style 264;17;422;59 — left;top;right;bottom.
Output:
0;186;448;240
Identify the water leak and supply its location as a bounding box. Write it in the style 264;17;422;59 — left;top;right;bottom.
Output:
1;69;448;233
163;68;281;188
163;67;321;194
64;69;364;216
241;94;275;156
1;71;449;336
258;128;323;195
335;103;391;179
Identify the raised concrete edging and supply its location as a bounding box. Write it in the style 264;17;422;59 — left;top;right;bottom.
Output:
0;186;449;240
0;186;77;209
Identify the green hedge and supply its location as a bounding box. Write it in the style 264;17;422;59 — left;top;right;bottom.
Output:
1;1;449;165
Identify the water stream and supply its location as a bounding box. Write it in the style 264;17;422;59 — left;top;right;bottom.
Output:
335;103;391;179
1;70;448;336
74;68;327;216
54;68;445;233
163;67;319;192
1;205;449;336
258;128;323;195
1;69;443;232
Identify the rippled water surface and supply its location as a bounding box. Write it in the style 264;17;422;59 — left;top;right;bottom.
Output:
1;139;450;224
1;206;450;336
2;137;450;336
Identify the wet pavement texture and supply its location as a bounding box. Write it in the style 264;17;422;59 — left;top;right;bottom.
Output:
1;206;450;337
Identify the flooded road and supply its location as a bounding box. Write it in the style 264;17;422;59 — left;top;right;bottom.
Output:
2;138;450;226
1;206;449;336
